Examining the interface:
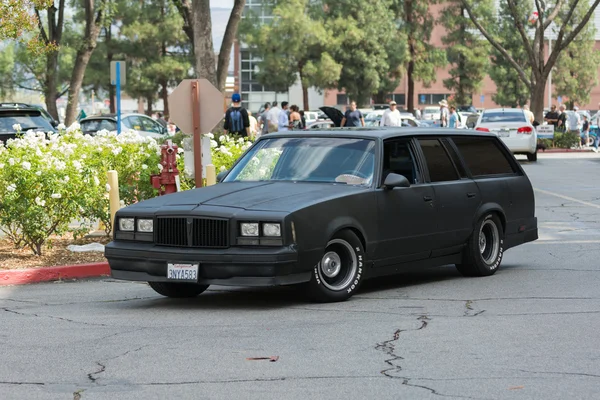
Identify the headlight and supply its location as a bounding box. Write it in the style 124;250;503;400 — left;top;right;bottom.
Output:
262;223;281;237
240;222;259;236
119;218;135;231
137;219;153;233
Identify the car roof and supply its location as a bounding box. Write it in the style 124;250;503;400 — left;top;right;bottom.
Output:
482;108;525;113
263;127;497;140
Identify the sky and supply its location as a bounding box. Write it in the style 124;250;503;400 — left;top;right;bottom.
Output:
211;0;233;9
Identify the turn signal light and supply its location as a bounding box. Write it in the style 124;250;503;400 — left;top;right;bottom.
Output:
517;126;533;134
475;127;490;132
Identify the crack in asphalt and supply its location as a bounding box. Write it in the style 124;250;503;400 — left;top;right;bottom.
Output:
463;300;485;317
73;389;85;400
1;307;111;327
141;375;384;385
517;369;600;379
289;306;421;316
373;315;484;399
87;345;151;384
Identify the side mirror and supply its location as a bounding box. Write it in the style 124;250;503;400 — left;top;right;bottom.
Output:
51;120;59;127
383;173;410;189
216;170;228;183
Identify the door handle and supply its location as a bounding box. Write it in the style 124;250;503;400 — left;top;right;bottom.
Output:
423;196;433;202
467;192;476;198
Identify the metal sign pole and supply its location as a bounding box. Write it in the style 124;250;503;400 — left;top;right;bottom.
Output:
191;80;203;188
116;61;122;134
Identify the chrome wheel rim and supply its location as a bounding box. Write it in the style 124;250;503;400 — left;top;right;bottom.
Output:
318;239;357;291
479;220;500;265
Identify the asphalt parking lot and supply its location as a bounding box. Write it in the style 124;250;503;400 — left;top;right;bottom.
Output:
1;153;599;400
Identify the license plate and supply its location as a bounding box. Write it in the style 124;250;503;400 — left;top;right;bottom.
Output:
498;131;510;137
167;263;199;281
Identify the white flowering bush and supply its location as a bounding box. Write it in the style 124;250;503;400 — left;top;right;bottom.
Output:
0;128;160;255
208;132;253;172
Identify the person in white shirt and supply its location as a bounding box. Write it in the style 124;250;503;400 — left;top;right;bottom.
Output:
267;101;281;132
567;106;581;135
381;101;402;127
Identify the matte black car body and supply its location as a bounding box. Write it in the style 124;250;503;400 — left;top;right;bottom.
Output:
105;128;538;301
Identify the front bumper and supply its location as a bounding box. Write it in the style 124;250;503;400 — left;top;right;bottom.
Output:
105;241;310;287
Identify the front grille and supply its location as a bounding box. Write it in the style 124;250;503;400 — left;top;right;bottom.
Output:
154;217;229;248
192;218;229;248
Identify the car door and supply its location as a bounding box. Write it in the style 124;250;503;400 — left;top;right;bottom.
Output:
374;138;436;267
416;137;480;256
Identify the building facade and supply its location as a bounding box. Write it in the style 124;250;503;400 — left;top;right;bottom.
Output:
236;1;600;112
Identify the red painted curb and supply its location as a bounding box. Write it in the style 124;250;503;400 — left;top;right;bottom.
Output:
0;262;110;286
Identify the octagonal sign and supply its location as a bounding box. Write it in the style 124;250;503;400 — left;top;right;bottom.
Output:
168;79;225;134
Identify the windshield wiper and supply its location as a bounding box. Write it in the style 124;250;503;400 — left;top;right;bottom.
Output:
16;126;43;131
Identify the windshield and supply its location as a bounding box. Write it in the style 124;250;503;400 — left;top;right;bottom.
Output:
481;111;527;123
81;119;117;133
0;111;54;133
224;137;376;186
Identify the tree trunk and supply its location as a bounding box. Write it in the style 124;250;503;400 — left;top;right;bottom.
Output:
191;0;217;86
530;79;547;123
147;97;153;115
106;25;115;113
64;0;102;126
216;0;246;91
161;79;169;117
45;51;60;121
172;0;194;49
405;0;415;112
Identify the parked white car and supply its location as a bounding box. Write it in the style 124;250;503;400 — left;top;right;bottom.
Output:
421;107;440;120
80;113;170;138
474;108;538;161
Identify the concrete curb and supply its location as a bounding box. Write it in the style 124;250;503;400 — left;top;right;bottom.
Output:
0;262;110;286
541;149;596;153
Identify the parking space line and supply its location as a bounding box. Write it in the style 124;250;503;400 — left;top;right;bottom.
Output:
534;188;600;209
531;240;600;244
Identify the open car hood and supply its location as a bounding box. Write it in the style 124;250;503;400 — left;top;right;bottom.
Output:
319;106;344;127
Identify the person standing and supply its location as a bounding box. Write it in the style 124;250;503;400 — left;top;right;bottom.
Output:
289;105;302;129
582;115;590;148
223;93;250;137
155;112;168;128
439;100;449;127
448;106;459;128
248;110;258;139
278;102;290;131
523;105;535;124
557;104;567;132
544;105;559;128
268;101;281;132
341;101;365;127
566;106;581;138
381;101;402;127
259;102;271;137
414;108;422;120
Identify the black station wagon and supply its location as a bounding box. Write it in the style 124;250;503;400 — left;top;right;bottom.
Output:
105;129;538;302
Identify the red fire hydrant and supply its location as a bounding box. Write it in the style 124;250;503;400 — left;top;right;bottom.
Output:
151;140;179;195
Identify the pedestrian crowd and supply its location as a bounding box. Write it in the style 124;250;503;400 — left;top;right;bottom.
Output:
544;103;599;152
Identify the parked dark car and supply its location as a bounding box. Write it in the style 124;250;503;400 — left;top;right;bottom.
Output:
0;105;57;142
105;129;538;302
0;103;59;127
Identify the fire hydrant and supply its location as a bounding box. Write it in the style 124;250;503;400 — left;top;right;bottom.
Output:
151;140;179;195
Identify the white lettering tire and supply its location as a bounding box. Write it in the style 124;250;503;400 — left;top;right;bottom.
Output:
307;230;365;303
456;214;504;277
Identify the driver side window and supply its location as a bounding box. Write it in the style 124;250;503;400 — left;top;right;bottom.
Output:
382;139;421;186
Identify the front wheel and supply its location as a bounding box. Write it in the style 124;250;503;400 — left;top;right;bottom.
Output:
148;282;209;298
307;230;366;303
456;214;504;277
527;151;537;161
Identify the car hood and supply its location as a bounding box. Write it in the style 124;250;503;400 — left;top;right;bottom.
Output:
127;181;369;213
319;106;344;127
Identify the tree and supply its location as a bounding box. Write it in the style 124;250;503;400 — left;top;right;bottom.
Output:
488;1;531;107
552;2;600;108
461;0;600;121
0;0;54;54
322;0;400;106
64;0;110;126
120;0;191;115
239;0;341;110
173;0;246;91
0;45;16;99
439;0;490;106
398;0;447;112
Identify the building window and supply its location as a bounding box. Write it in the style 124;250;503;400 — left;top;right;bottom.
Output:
391;94;406;105
418;94;450;105
337;94;348;105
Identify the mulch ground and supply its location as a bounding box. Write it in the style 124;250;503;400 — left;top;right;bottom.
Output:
0;233;110;270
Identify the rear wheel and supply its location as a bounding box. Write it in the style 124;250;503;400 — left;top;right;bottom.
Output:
456;214;504;277
307;230;365;303
148;282;209;298
527;151;537;161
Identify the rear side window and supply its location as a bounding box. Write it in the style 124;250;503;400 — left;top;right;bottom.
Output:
417;139;459;182
480;111;526;123
452;137;517;176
